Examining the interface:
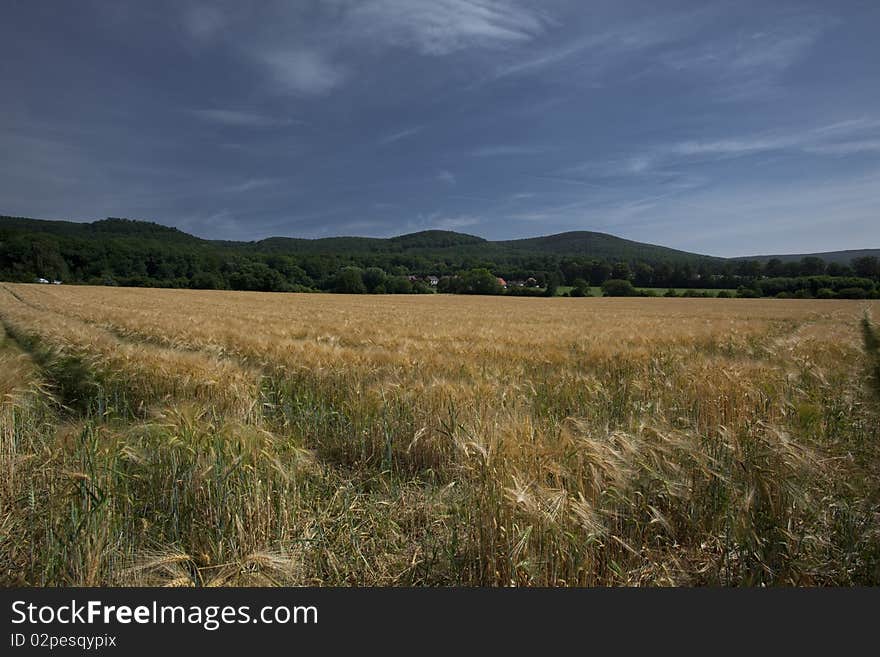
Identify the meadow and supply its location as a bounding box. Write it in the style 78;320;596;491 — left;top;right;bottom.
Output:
1;283;878;586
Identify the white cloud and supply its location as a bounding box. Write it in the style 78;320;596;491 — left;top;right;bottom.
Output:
469;145;547;157
656;170;880;255
256;48;346;95
181;4;228;42
670;136;799;157
436;169;456;185
378;126;424;145
431;214;482;230
486;7;719;83
578;118;880;176
670;119;880;160
803;140;880;155
661;16;833;100
409;212;481;231
225;178;282;194
189;109;300;128
345;0;548;55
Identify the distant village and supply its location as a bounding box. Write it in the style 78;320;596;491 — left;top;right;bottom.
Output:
408;274;540;289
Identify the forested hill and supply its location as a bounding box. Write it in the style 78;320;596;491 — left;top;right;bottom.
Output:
2;216;712;261
496;231;705;262
1;214;878;296
0;216;201;245
735;248;880;265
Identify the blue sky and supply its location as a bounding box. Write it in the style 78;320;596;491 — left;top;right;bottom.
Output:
1;0;878;256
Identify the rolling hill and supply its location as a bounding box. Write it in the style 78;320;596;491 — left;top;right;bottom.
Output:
734;249;880;265
2;215;876;266
0;216;718;263
1;215;877;295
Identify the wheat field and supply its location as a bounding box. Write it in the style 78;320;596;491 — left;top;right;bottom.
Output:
1;282;878;586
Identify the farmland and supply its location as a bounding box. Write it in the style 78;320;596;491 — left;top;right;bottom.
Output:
1;283;879;586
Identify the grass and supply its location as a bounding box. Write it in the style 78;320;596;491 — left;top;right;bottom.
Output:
635;287;738;296
1;283;879;586
552;286;737;297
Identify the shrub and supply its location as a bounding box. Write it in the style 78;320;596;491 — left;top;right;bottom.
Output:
838;287;868;299
191;272;225;290
601;279;636;297
571;278;590;297
386;276;413;294
458;268;503;295
362;267;387;293
716;290;731;298
664;288;679;297
816;288;836;299
737;286;760;298
332;267;367;294
412;281;434;294
505;287;545;297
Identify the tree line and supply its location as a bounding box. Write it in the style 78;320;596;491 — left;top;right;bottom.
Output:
2;222;879;299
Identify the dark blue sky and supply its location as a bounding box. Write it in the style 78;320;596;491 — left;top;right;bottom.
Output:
2;0;878;255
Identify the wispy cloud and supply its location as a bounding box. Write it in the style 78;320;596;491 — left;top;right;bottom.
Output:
436;169;456;185
669;136;799;157
803;140;880;155
409;212;482;231
655;169;880;255
345;0;549;56
255;48;346;96
469;145;547;157
189;109;301;128
486;7;717;84
431;214;482;230
178;209;242;239
378;126;424;145
181;4;227;42
224;178;282;194
660;14;834;100
669;118;880;160
567;117;880;179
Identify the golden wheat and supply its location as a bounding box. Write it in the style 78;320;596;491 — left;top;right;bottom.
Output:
1;282;877;586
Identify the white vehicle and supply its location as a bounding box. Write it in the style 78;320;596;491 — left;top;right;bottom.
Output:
35;277;49;284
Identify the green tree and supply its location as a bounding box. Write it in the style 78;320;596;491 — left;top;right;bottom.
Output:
601;279;636;296
459;268;503;295
853;256;879;280
799;256;826;276
362;267;387;293
332;267;367;294
611;262;632;281
386;276;413;294
590;261;612;285
543;271;562;297
765;258;785;277
571;277;590;297
633;262;653;286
